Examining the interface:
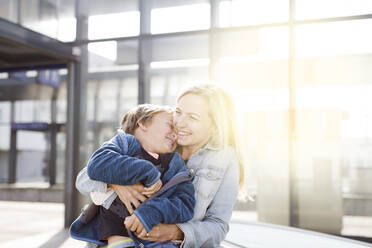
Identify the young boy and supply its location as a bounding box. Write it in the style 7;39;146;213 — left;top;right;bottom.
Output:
70;104;195;248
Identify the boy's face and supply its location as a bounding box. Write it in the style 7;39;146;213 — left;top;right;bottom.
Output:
145;112;177;153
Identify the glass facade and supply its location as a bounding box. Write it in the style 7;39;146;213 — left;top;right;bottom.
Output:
0;0;372;240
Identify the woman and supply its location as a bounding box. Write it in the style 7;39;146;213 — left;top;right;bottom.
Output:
79;84;244;247
137;84;244;247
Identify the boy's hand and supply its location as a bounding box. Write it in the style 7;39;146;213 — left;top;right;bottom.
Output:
124;213;147;237
143;179;162;197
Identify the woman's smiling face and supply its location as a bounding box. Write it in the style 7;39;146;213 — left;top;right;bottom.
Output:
174;93;213;155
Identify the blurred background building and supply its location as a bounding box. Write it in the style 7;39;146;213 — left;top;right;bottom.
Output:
0;0;371;244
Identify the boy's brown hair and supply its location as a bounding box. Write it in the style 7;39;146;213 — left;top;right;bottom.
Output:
121;104;173;134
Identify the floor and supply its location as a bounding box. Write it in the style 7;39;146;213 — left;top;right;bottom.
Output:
0;201;371;248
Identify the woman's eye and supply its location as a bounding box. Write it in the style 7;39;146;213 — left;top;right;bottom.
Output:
190;116;198;121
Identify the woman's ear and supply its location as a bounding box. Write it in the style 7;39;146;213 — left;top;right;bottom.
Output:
137;121;148;132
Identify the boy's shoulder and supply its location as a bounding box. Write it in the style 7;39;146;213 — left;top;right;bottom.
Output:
115;130;140;147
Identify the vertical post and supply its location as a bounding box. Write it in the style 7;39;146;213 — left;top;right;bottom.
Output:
64;0;88;227
209;0;219;82
288;0;298;227
8;101;16;184
138;0;152;104
49;89;57;186
65;62;78;227
65;60;87;227
93;81;100;150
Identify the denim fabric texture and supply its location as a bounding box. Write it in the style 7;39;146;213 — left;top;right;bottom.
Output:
177;144;239;248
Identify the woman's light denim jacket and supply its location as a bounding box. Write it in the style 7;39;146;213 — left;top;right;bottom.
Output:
76;138;239;248
71;130;195;248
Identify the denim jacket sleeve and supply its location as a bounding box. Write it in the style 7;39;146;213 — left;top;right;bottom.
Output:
87;131;161;187
177;149;239;248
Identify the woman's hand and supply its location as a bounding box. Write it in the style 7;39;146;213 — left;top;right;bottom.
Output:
111;183;147;214
136;223;184;242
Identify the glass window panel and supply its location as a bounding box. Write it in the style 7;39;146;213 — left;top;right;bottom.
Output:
0;0;18;22
296;19;372;58
0;102;10;123
88;11;140;39
89;40;139;70
151;0;207;9
17;131;48;150
219;0;289;27
152;34;209;62
0;125;10;150
96;79;121;123
79;0;138;16
117;40;138;65
88;41;118;62
296;0;372;20
57;17;76;42
150;67;209;105
216;27;289;60
19;0;76;41
87;80;98;122
212;27;290;222
34;100;51;123
215;27;289;90
15;101;35;122
16;150;47;183
118;77;138;116
294;25;372;236
56;132;65;184
56;82;67;123
151;3;210;34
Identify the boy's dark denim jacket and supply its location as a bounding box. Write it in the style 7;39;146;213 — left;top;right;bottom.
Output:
69;130;195;247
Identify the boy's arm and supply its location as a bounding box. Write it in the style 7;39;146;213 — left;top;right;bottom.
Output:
87;132;160;187
133;180;195;232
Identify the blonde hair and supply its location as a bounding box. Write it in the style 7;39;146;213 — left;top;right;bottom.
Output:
121;104;173;134
178;84;245;188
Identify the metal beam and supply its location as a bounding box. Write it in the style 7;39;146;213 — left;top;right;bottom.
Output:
0;17;78;63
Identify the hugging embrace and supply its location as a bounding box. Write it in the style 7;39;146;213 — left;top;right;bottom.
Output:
70;84;244;248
